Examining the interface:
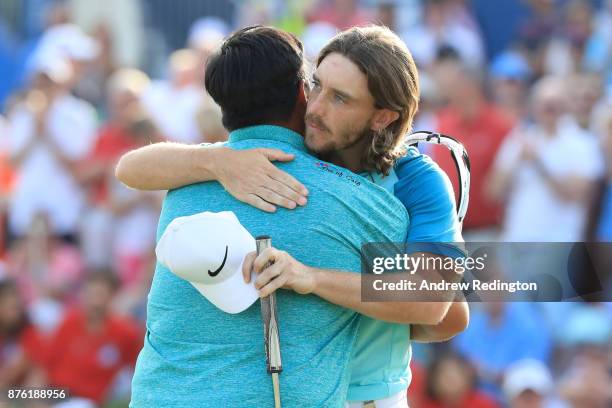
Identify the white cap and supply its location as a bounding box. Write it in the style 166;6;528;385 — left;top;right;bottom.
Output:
188;17;229;49
503;359;554;400
27;50;73;83
37;24;100;61
302;22;338;61
156;211;259;314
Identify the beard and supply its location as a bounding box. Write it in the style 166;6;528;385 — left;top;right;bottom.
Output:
304;113;373;158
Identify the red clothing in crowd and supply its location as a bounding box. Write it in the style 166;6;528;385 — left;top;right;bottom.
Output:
0;324;46;368
419;391;501;408
432;103;514;230
45;309;143;403
87;124;139;204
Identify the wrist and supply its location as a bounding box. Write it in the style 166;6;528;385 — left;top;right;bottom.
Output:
197;145;227;181
308;267;324;295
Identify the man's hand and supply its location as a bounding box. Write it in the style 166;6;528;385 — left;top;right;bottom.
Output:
214;148;309;213
242;247;316;297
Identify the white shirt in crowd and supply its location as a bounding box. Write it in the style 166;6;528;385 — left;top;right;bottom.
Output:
401;22;485;69
496;117;604;242
8;93;97;236
141;81;204;144
109;177;159;258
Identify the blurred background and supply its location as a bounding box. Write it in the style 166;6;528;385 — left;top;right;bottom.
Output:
0;0;610;407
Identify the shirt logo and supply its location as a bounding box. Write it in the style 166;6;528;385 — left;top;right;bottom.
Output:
208;245;229;277
314;162;361;186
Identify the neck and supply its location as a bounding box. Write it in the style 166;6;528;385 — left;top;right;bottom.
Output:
270;105;306;136
85;309;107;330
542;122;557;136
454;95;483;120
327;137;370;173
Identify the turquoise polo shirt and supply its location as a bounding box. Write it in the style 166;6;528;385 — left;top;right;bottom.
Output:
130;125;408;408
348;146;465;401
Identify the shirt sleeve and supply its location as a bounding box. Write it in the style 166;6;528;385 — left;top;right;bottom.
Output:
394;151;465;259
59;100;98;160
7;107;35;157
491;126;524;173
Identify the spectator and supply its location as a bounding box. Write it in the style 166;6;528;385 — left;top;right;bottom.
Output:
453;303;552;396
431;59;514;240
68;0;145;69
187;17;229;84
141;48;208;143
7;213;82;320
541;0;594;77
557;346;611;408
44;271;143;406
586;106;612;241
518;0;562;78
566;72;605;133
583;0;612;91
78;68;159;272
78;69;161;296
487;76;604;242
34;23;102;106
420;352;500;408
0;279;46;389
502;359;564;408
0;115;12;259
308;0;372;30
489;50;532;123
7;52;97;241
402;0;485;69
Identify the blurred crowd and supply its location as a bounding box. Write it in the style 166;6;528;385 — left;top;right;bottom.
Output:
0;0;610;407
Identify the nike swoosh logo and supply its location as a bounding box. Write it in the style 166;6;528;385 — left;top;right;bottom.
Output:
208;246;228;277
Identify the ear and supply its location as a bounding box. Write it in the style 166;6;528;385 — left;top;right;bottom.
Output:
370;109;400;132
296;81;307;108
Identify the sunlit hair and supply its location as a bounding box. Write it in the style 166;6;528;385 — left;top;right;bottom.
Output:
317;25;420;175
107;68;150;97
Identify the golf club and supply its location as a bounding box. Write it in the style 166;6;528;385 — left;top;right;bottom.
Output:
256;235;282;408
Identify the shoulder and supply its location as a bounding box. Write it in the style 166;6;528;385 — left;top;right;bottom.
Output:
60;94;95;115
393;148;462;243
394;147;454;199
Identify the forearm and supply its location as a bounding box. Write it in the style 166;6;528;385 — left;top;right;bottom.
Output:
533;159;591;202
485;168;514;202
10;136;39;168
310;268;451;325
410;300;469;343
115;142;223;190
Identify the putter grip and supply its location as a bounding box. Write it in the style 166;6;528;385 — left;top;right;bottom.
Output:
256;236;283;374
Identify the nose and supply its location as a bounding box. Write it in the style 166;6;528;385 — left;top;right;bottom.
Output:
307;91;325;118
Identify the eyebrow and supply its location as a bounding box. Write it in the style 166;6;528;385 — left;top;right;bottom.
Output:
312;73;355;101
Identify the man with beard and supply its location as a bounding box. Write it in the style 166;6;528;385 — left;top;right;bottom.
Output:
121;26;467;407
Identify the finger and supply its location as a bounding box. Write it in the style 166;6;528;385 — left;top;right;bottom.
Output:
259;274;287;298
257;186;297;210
242;252;257;283
243;194;276;213
254;262;283;290
268;167;309;198
258;148;295;163
265;177;308;207
252;247;279;274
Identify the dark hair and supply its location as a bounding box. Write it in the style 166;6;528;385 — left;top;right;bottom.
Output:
204;25;306;131
425;352;476;401
317;26;420;175
0;279;28;338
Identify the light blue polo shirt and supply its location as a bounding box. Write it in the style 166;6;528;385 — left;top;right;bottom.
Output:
348;146;464;401
130;125;408;408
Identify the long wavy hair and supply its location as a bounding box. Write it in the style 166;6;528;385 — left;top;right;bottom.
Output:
317;26;420;175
